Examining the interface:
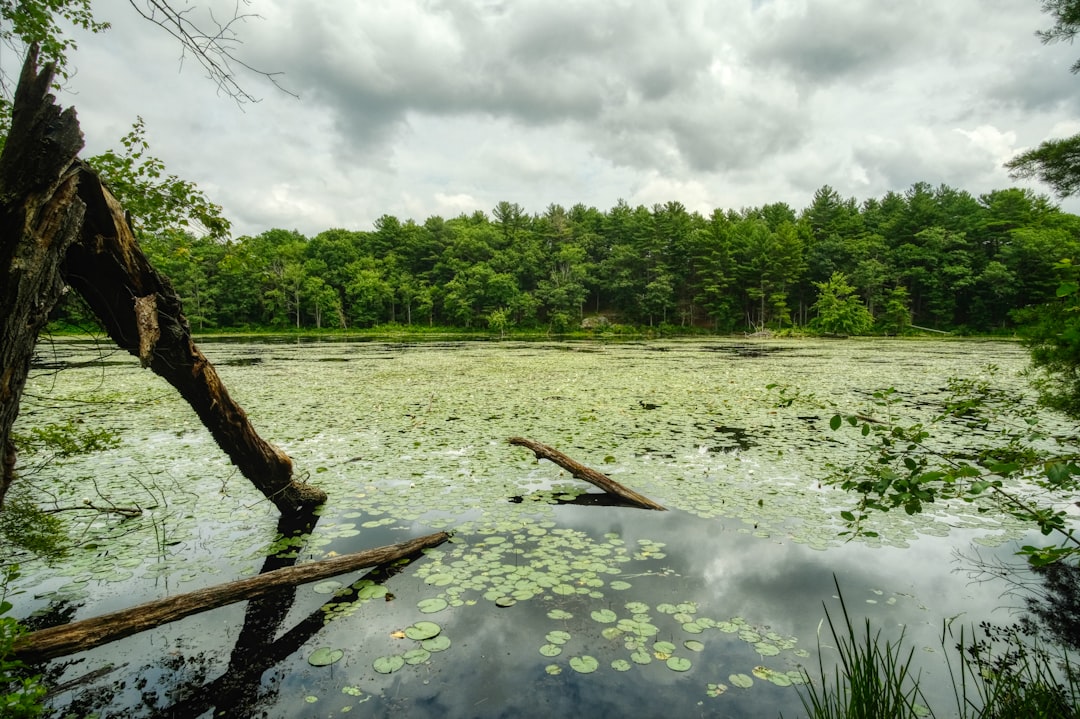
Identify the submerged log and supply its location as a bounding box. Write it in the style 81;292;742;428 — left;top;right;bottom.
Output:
13;531;450;663
508;437;666;511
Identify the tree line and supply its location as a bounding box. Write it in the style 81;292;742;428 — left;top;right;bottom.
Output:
73;182;1080;335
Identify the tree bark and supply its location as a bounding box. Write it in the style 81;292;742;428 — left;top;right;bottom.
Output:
0;46;326;514
508;437;666;510
0;46;86;508
63;166;326;513
13;530;450;663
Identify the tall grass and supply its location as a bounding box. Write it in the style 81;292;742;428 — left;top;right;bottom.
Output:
795;578;1080;719
795;577;932;719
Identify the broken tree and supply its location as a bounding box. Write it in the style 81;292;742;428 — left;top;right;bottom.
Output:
0;46;324;514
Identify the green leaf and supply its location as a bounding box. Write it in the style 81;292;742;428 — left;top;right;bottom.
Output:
829;414;842;431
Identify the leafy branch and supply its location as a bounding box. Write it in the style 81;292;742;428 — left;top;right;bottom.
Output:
820;373;1080;566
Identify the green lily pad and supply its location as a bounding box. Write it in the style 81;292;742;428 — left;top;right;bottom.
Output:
308;647;344;666
653;641;676;657
418;597;448;614
729;673;753;688
707;683;728;697
630;650;652;665
405;621;441;640
569;655;599;674
754;642;780;656
547;609;573;620
422;635;452;652
546;630;571;645
373;655;405;674
591;608;617;623
666;656;692;672
545;664;562;676
312;580;344;595
609;580;632;590
601;627;624;641
403;648;431;665
495;596;517;607
684;640;705;652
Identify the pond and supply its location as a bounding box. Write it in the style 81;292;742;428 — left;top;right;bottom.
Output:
8;336;1068;718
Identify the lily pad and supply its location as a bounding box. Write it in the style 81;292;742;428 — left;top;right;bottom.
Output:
417;597;448;614
611;659;632;671
405;621;441;640
539;644;562;657
403;648;431;665
666;656;692;672
422;635;452;652
308;647;344;666
609;580;632;591
591;608;617;623
729;673;754;688
373;655;405;674
569;655;599;674
545;664;562;676
546;630;571;645
547;609;573;620
313;580;344;595
684;640;705;652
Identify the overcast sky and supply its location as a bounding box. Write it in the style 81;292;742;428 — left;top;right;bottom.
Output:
49;0;1080;237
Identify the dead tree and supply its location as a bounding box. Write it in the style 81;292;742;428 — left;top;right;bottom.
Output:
0;46;325;514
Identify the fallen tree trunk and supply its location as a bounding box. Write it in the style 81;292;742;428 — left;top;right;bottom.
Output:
13;531;450;663
508;437;666;511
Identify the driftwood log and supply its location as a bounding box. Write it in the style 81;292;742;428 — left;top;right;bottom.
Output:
0;46;324;514
13;531;450;663
508;437;666;511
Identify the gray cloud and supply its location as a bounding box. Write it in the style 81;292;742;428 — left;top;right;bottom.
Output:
48;0;1080;236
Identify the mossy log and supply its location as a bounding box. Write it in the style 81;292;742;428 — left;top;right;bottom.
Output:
508;437;666;511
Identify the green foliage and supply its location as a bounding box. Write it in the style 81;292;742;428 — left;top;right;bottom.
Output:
1020;260;1080;419
87;118;231;241
0;568;46;718
1006;135;1080;199
809;272;874;335
818;368;1080;566
41;184;1080;335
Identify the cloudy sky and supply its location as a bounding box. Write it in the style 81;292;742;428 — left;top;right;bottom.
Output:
46;0;1080;237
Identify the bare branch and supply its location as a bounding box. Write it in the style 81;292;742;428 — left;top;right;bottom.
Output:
126;0;297;105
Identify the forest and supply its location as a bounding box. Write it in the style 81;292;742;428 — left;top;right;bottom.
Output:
109;182;1080;336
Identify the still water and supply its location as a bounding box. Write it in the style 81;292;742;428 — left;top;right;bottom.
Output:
10;337;1065;717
